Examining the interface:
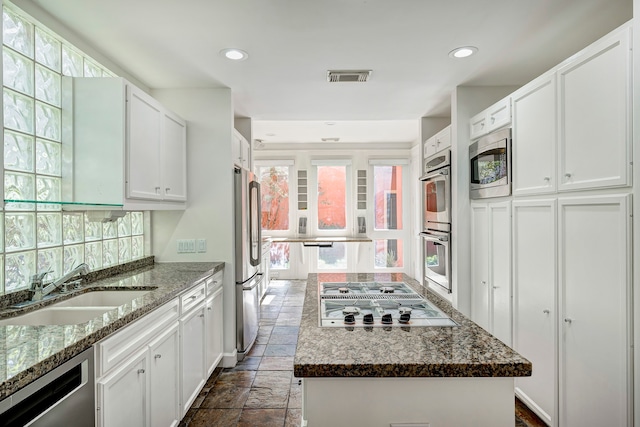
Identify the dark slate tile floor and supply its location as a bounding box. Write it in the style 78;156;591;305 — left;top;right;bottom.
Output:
179;280;547;427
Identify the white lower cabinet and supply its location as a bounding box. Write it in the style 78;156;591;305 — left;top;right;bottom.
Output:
149;326;181;427
180;291;206;416
97;349;148;427
205;283;224;376
470;200;512;346
513;195;631;426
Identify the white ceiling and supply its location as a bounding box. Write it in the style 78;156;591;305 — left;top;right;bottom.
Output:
24;0;632;145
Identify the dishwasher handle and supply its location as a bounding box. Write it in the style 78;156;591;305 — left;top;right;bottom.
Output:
239;273;263;291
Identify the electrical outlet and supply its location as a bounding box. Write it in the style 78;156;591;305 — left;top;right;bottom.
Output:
197;239;207;253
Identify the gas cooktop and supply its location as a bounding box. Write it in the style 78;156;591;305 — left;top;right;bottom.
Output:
318;281;457;328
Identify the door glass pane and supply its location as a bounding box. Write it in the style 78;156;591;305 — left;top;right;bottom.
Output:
258;166;289;231
317;165;346;230
318;242;346;270
374;239;403;268
373;165;403;230
270;242;290;270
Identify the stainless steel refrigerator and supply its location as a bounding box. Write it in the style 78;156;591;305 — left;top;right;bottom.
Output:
234;167;263;360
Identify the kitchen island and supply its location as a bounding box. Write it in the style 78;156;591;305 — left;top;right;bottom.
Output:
294;273;531;427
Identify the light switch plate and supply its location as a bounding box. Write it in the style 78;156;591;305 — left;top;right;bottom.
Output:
197;239;207;253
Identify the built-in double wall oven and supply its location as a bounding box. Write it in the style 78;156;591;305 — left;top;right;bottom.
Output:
420;150;452;294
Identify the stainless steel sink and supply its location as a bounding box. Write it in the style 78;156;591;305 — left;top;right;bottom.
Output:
0;289;153;326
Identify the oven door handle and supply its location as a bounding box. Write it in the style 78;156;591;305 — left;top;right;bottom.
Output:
420;168;449;181
419;232;449;243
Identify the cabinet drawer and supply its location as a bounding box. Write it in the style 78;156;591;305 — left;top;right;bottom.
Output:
95;298;179;377
206;272;223;296
180;282;206;314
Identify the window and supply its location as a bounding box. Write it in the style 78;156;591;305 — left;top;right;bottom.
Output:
316;165;346;231
255;161;294;271
258;165;289;231
370;161;408;270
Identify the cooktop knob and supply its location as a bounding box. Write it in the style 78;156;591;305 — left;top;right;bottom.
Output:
344;314;356;324
363;313;374;324
381;313;393;324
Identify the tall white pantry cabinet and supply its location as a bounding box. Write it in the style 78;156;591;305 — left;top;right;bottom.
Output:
512;22;633;427
469;21;633;427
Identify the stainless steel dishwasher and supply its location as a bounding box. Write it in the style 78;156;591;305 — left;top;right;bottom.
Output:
0;347;95;426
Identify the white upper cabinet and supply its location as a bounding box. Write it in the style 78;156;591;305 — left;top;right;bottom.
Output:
557;23;632;192
511;71;557;196
233;129;251;170
469;96;512;141
63;77;187;210
423;125;451;159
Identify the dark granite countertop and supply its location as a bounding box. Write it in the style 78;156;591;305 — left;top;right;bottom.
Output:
0;260;223;399
294;273;531;378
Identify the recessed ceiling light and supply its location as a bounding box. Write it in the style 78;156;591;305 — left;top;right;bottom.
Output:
220;48;248;61
449;46;478;59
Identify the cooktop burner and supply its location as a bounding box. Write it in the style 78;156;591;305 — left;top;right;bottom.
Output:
319;282;457;328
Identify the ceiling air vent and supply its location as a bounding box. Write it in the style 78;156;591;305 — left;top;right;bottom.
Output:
327;70;371;83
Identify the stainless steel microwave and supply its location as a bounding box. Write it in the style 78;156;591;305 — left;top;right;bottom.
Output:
469;128;511;199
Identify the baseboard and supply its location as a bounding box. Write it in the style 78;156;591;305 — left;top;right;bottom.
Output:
221;350;238;368
515;387;552;426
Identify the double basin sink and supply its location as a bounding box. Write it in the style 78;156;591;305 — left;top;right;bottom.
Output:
0;290;153;326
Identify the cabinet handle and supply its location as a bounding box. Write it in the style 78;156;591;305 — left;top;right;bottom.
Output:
165;187;170;193
543;177;550;181
138;369;145;374
480;122;484;128
208;307;212;311
564;173;572;179
491;117;495;123
481;281;487;285
543;309;550;314
154;354;162;359
199;314;205;318
492;286;499;289
190;295;197;300
564;318;573;324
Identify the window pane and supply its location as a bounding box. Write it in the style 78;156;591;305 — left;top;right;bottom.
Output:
318;242;347;270
3;48;34;95
269;242;290;270
5;130;34;172
4;89;34;134
3;8;34;58
35;64;61;106
317;165;346;230
259;166;289;231
374;165;403;230
62;45;83;77
35;27;61;71
374;239;403;268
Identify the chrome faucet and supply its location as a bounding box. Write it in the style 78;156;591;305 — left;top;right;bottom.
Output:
30;263;91;301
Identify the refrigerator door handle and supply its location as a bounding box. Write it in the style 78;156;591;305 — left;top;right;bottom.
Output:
249;180;261;266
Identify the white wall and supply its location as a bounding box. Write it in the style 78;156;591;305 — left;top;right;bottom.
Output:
450;86;518;316
150;88;238;365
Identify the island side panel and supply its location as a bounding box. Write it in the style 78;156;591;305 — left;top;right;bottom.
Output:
302;377;514;427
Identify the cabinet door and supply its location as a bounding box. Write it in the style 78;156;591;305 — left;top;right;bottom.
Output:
469;111;487;140
241;137;251;170
512;72;556;196
127;85;162;200
180;305;206;416
470;203;489;330
149;323;180;427
558;25;631;192
97;349;149;427
434;126;451;151
205;287;224;376
513;200;556;425
161;111;187;201
489;201;511;346
559;195;630;426
486;97;511;133
423;136;437;158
